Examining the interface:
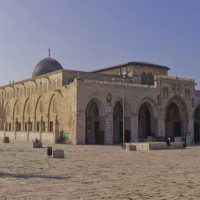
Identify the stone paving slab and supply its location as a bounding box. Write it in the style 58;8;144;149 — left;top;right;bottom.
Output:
0;142;200;199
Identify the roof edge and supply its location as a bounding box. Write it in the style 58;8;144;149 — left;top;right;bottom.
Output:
92;61;170;72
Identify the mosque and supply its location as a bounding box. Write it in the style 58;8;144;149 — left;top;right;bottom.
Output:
0;54;200;145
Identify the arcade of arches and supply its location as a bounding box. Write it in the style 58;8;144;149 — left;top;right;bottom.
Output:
3;93;61;139
84;96;200;144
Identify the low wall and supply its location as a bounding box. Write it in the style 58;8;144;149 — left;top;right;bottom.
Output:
29;132;41;141
125;142;185;151
0;131;55;144
41;132;56;145
16;132;28;141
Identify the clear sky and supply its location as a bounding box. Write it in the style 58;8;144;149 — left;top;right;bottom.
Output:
0;0;200;87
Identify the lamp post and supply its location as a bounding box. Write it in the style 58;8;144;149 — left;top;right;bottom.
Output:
122;72;126;148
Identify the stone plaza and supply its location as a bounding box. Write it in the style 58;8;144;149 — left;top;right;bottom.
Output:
1;142;200;200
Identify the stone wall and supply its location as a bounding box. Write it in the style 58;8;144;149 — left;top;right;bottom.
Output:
0;131;55;144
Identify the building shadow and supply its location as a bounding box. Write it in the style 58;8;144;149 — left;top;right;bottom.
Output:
0;172;70;180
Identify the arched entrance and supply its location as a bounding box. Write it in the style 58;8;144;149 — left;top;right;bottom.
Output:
194;106;200;143
165;97;188;139
35;96;46;132
13;101;22;132
23;99;33;132
85;98;105;144
138;102;156;141
113;100;131;144
166;103;181;137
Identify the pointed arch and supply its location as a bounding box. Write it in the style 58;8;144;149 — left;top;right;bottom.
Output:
48;94;56;117
85;96;106;144
165;95;188;138
137;97;158;118
112;97;131;117
112;99;131;144
23;97;31;120
23;97;33;132
137;98;158;141
4;101;9;115
13;99;20;119
47;92;63;134
54;89;64;98
4;102;10;120
35;95;47;132
47;90;63;119
13;99;23;131
165;95;188;119
35;95;43;116
84;96;106;117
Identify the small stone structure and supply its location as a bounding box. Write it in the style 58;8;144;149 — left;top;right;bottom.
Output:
53;149;65;158
3;137;9;143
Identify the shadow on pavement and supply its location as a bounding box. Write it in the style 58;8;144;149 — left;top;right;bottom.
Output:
0;172;70;180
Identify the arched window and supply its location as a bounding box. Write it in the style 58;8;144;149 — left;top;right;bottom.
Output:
141;73;147;85
148;73;154;85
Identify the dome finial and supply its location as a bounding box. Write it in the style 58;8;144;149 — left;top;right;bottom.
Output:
48;48;51;58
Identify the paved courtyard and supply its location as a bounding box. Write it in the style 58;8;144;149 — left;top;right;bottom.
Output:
1;142;200;200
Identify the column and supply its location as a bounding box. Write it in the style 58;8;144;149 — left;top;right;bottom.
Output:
12;119;15;132
131;114;138;142
187;118;194;145
34;116;36;132
4;121;6;137
55;116;59;142
39;117;43;143
40;116;43;133
105;110;113;144
157;117;165;138
27;118;31;141
45;118;49;133
76;111;85;144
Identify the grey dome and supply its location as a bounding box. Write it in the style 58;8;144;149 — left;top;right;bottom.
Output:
32;57;63;77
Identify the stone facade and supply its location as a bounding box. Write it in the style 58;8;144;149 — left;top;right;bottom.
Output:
0;59;200;145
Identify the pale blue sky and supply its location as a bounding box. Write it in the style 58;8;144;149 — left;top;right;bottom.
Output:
0;0;200;87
